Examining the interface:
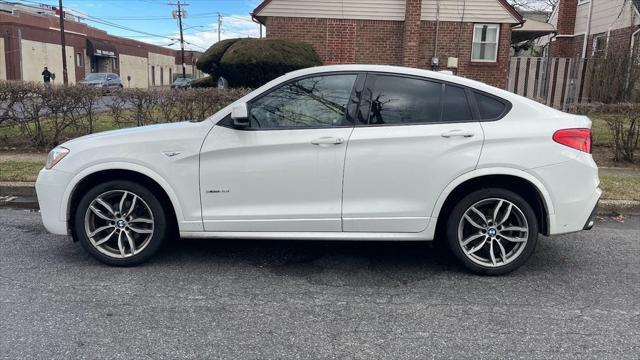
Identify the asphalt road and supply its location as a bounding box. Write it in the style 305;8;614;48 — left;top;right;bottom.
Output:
1;208;638;359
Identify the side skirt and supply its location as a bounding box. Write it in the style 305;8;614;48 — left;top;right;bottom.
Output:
180;229;435;241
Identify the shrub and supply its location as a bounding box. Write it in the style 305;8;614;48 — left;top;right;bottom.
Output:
0;82;252;150
197;38;322;88
191;76;217;88
572;103;640;162
196;38;240;78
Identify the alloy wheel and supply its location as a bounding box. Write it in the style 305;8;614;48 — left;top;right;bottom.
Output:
457;198;529;268
84;190;155;259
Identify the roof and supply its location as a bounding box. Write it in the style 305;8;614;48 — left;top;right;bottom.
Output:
497;0;524;24
512;18;556;43
253;0;523;24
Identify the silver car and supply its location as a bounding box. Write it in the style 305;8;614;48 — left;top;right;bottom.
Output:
78;73;123;89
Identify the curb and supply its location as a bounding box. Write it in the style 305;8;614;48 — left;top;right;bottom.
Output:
1;183;639;215
0;182;36;197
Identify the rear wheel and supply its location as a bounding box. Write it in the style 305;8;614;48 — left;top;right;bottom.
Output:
446;188;538;275
73;180;167;266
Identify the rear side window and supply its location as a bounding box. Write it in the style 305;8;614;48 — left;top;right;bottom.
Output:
364;75;442;125
474;91;508;120
442;85;473;122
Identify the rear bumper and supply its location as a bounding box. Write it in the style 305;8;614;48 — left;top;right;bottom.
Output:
527;153;601;235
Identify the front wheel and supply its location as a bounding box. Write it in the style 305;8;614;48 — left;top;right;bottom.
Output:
446;188;538;275
73;180;168;266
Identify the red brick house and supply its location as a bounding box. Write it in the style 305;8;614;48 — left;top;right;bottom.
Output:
251;0;524;88
549;0;640;59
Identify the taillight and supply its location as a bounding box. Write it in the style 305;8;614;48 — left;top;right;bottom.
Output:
553;128;592;153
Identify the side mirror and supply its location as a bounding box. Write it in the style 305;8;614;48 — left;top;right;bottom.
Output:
231;102;249;127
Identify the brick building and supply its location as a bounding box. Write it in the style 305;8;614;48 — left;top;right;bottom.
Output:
548;0;640;59
252;0;524;88
0;3;203;87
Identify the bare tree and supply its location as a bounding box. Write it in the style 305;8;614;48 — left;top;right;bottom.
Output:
508;0;558;13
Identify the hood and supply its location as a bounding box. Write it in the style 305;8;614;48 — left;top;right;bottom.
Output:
63;121;199;148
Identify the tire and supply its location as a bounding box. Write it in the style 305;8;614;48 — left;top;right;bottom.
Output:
73;180;168;266
446;188;538;275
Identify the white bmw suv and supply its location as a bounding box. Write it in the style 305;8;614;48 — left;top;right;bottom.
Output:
36;65;600;275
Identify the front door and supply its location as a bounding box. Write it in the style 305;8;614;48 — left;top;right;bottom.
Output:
199;73;360;232
342;73;485;232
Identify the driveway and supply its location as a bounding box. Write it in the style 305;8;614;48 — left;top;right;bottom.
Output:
0;208;638;359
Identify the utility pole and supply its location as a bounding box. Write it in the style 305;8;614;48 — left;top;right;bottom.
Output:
217;13;222;42
170;1;188;79
58;0;68;85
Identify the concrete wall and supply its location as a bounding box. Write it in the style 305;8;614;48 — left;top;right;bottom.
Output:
0;38;6;81
119;53;149;88
20;39;76;84
148;52;175;87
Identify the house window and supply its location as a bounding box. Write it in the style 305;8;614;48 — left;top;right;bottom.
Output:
160;67;164;85
151;66;155;86
75;53;82;67
472;24;500;62
592;33;607;57
577;0;590;5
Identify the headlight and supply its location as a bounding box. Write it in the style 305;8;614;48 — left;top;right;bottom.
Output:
45;146;70;169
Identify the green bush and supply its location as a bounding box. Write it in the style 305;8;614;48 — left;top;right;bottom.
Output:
197;38;322;88
190;76;218;88
196;38;240;78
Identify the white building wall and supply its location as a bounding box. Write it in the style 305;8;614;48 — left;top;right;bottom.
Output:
20;39;76;84
257;0;407;20
119;54;149;88
148;52;175;87
257;0;519;23
575;0;640;35
421;0;519;23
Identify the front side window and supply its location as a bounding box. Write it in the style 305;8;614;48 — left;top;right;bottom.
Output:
472;24;500;62
248;74;357;129
363;75;442;125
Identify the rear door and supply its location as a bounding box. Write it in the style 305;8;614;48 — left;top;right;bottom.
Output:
342;73;484;232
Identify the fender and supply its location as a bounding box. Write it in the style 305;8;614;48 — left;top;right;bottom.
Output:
430;167;556;220
59;161;192;229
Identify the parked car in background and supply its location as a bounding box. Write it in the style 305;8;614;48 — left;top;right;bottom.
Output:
35;65;600;275
171;77;192;89
78;73;123;89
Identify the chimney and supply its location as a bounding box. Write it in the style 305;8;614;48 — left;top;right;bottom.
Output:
402;0;422;67
555;0;577;35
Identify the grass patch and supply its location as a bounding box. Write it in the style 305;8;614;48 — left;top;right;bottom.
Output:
589;115;612;146
0;159;45;182
600;175;640;201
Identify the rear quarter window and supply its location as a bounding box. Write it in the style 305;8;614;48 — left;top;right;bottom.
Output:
474;91;509;120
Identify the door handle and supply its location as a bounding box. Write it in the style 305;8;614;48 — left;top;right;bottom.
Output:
441;130;475;138
311;137;345;146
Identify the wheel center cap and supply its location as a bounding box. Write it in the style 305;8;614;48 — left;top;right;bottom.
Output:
488;228;497;237
116;219;126;229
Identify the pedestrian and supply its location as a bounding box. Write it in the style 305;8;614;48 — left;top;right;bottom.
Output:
41;67;52;85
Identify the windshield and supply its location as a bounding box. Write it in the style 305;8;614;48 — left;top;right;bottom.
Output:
85;73;106;81
174;78;189;84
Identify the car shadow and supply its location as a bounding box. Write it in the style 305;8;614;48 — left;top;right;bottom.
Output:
149;236;468;284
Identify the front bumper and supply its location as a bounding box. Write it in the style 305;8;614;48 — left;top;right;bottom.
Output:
35;168;72;235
